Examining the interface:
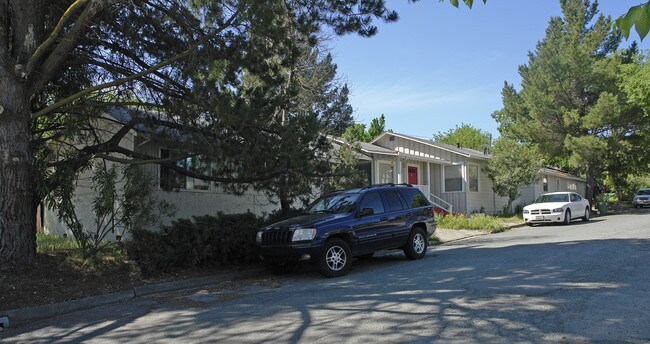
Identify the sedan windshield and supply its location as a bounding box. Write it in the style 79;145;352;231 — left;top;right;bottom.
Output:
535;193;569;203
637;189;650;196
306;193;360;214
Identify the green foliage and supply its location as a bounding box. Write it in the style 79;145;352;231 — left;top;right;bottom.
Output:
367;115;386;141
615;2;650;41
619;174;650;201
442;0;487;9
244;40;355;212
125;213;262;275
124;229;178;276
342;114;386;143
2;0;408;270
45;161;175;260
482;138;542;212
36;233;78;253
432;122;491;151
492;0;650;202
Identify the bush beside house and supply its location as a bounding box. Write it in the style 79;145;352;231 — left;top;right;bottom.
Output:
124;210;300;276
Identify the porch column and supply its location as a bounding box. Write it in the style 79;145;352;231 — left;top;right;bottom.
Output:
396;158;402;184
425;162;430;190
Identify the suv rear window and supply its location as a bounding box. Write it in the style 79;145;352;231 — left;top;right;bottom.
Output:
399;188;430;208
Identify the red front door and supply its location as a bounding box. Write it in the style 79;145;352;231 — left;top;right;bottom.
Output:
408;166;418;185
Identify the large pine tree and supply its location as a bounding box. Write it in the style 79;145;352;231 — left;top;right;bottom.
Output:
0;0;399;271
492;0;628;202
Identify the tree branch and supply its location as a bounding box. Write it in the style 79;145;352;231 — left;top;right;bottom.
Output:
32;8;240;118
24;0;90;80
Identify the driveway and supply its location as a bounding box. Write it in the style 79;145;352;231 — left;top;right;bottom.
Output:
3;212;650;343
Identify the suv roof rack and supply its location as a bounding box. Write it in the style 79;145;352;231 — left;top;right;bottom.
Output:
361;183;413;190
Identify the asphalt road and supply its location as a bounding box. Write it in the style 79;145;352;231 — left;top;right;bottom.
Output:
3;211;650;343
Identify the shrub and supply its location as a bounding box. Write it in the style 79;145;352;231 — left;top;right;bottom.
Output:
125;212;264;275
211;212;261;265
124;229;176;276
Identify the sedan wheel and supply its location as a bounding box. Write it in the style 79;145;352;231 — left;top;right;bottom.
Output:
319;238;351;278
582;207;590;222
563;209;572;225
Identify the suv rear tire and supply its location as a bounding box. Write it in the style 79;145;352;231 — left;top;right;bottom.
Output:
404;228;427;260
319;238;352;278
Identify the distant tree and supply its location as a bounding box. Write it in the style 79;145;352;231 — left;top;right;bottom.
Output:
432;123;491;151
342;114;386;143
492;0;630;202
366;114;386;141
343;123;370;143
482;138;542;213
603;49;650;198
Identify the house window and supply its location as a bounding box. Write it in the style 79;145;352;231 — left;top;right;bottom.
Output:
160;149;211;191
556;179;560;190
543;176;548;192
468;165;479;192
444;165;463;192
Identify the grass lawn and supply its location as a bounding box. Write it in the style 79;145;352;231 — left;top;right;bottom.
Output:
436;213;524;233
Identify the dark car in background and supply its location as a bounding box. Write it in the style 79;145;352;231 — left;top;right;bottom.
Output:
256;184;437;277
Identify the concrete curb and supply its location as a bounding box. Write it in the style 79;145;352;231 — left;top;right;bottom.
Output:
3;290;135;327
1;267;266;328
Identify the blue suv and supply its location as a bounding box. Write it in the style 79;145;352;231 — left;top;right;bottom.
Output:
256;184;437;277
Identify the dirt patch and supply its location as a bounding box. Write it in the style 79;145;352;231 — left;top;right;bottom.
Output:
0;252;259;312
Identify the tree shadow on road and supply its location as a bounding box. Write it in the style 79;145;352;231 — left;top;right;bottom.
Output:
4;236;650;343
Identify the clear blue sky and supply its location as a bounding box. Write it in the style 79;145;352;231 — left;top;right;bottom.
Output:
330;1;649;140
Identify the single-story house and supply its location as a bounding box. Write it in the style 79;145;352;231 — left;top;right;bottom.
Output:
40;109;586;239
338;132;586;215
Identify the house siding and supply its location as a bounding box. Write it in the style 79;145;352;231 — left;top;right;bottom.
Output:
465;160;510;214
137;139;279;224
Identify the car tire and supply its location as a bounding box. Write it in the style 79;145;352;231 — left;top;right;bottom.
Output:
404;228;428;260
563;209;571;225
582;207;590;222
525;222;533;226
319;238;351;278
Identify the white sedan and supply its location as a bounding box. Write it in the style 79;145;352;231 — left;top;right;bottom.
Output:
523;192;590;226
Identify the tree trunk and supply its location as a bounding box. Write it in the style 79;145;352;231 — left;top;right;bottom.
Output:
279;175;291;213
0;81;37;271
585;163;596;204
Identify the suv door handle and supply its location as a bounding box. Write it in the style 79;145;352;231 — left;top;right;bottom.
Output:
380;217;389;222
